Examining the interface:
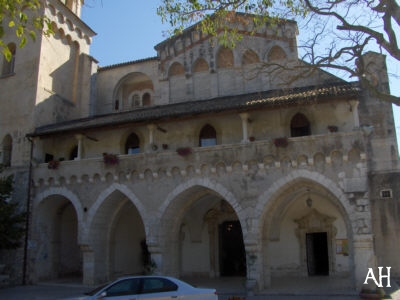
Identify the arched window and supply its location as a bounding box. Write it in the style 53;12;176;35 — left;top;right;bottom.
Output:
290;113;311;137
125;133;140;154
2;43;16;76
1;135;12;167
168;62;185;77
217;47;234;68
242;49;259;65
199;124;217;147
131;94;141;108
142;93;151;106
193;58;209;73
268;46;287;61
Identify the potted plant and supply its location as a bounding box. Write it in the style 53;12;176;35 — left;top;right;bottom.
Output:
47;160;60;170
273;137;288;148
176;147;192;157
103;153;119;165
327;125;338;133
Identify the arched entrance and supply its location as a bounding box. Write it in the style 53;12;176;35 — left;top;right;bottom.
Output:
88;190;146;283
161;185;246;279
34;195;81;281
261;179;354;291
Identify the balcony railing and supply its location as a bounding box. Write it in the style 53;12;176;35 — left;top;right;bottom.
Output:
33;131;366;187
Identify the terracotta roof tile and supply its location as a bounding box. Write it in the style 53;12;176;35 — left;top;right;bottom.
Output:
29;82;360;137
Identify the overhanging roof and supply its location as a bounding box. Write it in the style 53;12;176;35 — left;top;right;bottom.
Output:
29;82;360;138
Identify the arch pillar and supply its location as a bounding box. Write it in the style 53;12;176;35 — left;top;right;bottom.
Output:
353;234;376;292
147;241;163;275
81;244;95;285
244;241;262;295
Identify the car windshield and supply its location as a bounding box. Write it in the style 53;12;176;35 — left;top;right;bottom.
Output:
85;283;109;296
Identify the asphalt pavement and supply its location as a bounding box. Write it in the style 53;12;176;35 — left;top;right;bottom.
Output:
0;282;365;300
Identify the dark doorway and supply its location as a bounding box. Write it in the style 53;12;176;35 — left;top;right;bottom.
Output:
306;232;329;276
219;221;246;276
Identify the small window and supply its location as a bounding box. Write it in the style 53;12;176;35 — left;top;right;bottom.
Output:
199;124;217;147
131;94;141;108
142;93;151;106
380;189;392;199
1;43;16;76
125;133;140;154
290;113;311;137
142;277;178;294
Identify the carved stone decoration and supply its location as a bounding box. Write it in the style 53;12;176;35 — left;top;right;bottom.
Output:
294;209;337;276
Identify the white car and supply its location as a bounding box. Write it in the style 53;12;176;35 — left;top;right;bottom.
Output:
65;275;218;300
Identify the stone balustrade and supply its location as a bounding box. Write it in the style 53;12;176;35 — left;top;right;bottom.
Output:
33;131;366;187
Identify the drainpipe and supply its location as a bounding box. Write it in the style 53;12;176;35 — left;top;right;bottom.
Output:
23;136;34;285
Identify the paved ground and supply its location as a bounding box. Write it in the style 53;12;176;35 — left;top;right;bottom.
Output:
0;282;361;300
0;283;363;300
0;276;398;300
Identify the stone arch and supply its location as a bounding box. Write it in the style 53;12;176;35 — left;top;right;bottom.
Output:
85;183;148;240
168;62;185;77
34;187;84;238
84;184;148;283
192;58;209;73
157;178;246;276
267;45;287;61
198;124;217;147
254;170;355;289
290;112;311;137
33;188;83;281
255;170;354;236
242;49;259;65
217;47;234;68
113;72;154;111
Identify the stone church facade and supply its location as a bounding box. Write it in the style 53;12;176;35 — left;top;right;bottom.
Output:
1;0;399;294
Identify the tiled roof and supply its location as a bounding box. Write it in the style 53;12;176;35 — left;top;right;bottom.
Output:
98;56;158;71
29;82;360;137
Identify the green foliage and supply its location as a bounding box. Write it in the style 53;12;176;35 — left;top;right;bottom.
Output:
0;168;26;250
157;0;307;46
0;0;53;61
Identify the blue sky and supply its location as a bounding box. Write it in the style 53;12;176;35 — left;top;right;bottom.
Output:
81;0;400;146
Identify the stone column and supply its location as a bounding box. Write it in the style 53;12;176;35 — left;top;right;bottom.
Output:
239;113;249;143
147;242;163;275
205;213;218;278
245;241;262;296
147;124;156;151
75;134;83;160
353;234;377;292
349;100;360;129
81;244;95;286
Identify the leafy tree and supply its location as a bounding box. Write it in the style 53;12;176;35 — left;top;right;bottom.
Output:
158;0;400;105
0;0;52;61
0;167;26;250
